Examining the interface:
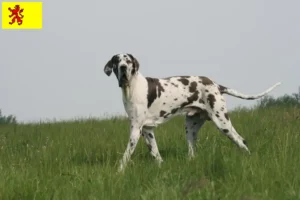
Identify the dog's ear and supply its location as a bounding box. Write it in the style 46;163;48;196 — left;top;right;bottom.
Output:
104;58;114;76
128;54;139;74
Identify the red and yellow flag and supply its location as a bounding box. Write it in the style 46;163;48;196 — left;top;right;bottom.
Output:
2;2;43;29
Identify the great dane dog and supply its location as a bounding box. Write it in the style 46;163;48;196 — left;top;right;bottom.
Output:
103;53;281;172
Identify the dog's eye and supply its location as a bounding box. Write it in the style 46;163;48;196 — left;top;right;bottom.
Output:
126;60;132;64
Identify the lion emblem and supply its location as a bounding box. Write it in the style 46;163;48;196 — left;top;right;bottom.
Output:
8;5;24;25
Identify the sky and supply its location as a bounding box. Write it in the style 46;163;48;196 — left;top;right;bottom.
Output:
1;0;299;123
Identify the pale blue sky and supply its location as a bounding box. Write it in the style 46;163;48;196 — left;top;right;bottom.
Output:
1;0;299;123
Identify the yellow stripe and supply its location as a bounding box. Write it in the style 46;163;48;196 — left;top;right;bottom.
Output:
2;2;43;29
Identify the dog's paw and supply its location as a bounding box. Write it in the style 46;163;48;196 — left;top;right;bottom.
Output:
117;166;125;174
156;158;163;168
117;160;126;174
188;153;195;161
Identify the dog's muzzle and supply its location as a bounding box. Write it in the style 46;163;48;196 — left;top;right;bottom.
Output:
118;65;128;87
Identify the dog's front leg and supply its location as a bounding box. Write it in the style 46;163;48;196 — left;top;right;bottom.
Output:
118;124;141;173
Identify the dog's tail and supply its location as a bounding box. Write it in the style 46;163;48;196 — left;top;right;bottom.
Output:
218;82;281;100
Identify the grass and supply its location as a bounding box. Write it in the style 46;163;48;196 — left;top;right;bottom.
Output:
0;107;300;200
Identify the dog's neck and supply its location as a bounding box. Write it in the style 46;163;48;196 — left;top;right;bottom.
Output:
121;72;146;101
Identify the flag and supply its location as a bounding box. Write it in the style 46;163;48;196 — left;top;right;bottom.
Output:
2;2;43;29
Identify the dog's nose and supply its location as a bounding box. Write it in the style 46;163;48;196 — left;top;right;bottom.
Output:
120;65;127;72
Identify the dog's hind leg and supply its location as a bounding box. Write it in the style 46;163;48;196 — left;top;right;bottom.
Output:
142;127;163;166
185;114;206;159
204;89;250;153
209;107;250;153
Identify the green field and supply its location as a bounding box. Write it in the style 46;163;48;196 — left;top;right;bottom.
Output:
0;107;299;200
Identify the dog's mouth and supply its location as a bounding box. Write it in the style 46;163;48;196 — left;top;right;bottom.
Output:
118;75;128;87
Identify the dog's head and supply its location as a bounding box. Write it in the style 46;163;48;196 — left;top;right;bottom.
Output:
104;53;140;87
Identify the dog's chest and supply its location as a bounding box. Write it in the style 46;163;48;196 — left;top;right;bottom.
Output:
122;77;148;117
122;92;146;116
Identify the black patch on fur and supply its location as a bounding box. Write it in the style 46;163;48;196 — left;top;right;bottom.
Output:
218;84;227;93
163;114;169;118
171;83;178;87
146;77;165;108
223;129;229;133
163;102;166;105
181;91;199;108
205;89;209;92
148;133;154;139
160;110;167;117
164;83;168;86
199;76;214;86
224;113;229;120
216;114;220;118
189;81;197;93
131;69;136;75
207;94;216;109
174;98;178;101
104;55;119;76
178;78;189;86
113;67;118;78
127;54;139;75
130;140;134;147
199;99;205;104
164;108;179;118
221;107;225;111
171;108;178;114
243;140;247;146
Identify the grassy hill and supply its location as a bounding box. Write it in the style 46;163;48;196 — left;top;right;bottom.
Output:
0;107;299;200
